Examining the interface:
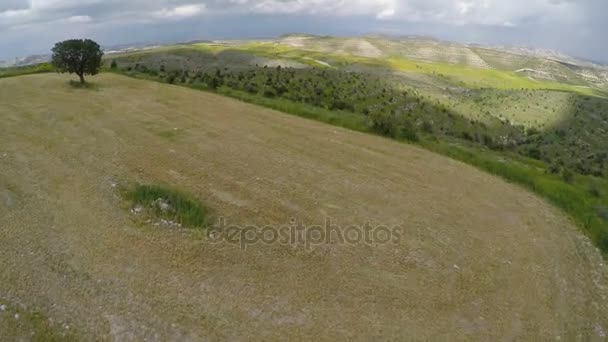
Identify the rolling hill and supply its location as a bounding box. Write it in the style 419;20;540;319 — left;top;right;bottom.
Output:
1;73;608;340
275;35;608;88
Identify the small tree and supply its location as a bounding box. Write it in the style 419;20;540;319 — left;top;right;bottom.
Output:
51;39;103;83
110;60;118;69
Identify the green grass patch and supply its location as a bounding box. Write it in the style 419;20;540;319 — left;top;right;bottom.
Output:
0;300;78;341
124;184;209;229
156;128;184;140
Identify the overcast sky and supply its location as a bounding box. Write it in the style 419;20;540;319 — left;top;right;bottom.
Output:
0;0;606;62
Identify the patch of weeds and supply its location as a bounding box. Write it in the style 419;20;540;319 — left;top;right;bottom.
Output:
123;184;209;229
589;183;602;198
598;207;608;222
157;128;183;140
0;300;78;341
68;80;99;90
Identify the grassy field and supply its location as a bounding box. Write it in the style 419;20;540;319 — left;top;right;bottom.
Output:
2;73;608;340
110;60;608;255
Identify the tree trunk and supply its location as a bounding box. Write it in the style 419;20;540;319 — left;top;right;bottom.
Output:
78;73;85;84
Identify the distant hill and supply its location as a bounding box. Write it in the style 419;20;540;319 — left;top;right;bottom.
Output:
274;35;608;88
1;54;51;67
4;34;607;88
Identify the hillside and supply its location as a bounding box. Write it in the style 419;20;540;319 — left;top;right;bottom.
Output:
275;35;608;88
1;73;607;340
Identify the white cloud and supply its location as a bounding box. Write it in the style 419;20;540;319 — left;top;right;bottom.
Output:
0;0;589;28
0;8;30;18
152;3;206;18
66;15;92;23
0;0;605;61
244;0;397;18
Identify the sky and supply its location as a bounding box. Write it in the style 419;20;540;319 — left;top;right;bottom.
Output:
0;0;606;62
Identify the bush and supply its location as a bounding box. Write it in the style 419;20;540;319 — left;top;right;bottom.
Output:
527;147;542;160
561;168;574;183
263;88;276;98
598;207;608;221
421;121;434;133
589;183;602;197
399;123;419;142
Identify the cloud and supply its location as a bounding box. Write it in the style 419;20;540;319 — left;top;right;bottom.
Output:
0;0;605;62
0;0;28;12
153;4;206;18
66;15;92;23
241;0;397;18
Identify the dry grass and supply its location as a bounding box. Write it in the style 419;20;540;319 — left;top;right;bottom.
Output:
1;73;607;340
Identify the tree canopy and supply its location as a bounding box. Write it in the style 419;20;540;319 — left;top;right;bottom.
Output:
51;39;103;83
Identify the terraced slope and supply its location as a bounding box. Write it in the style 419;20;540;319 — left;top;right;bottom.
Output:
1;74;607;340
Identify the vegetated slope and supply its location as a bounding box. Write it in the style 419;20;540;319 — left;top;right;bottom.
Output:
1;73;608;340
111;47;608;253
276;35;608;88
0;63;54;79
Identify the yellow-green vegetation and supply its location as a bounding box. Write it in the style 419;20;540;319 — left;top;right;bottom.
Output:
187;41;601;94
2;73;607;339
0;300;78;341
110;40;605;97
385;57;598;94
0;63;54;78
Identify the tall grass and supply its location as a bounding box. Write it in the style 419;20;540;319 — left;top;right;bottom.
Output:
125;184;209;229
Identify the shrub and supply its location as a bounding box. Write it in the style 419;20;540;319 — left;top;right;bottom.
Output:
527;147;542;160
561;168;574;183
598;207;608;221
589;183;602;197
421;121;434;133
400;124;420;142
263;88;276;98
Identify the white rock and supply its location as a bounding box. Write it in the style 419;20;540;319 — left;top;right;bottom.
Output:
0;304;6;311
14;313;19;320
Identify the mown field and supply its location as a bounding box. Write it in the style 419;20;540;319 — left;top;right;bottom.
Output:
107;42;608;256
1;73;608;340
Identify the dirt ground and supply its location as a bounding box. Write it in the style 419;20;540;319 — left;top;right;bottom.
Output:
0;73;607;341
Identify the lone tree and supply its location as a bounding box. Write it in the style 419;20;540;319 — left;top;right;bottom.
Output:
51;39;103;84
